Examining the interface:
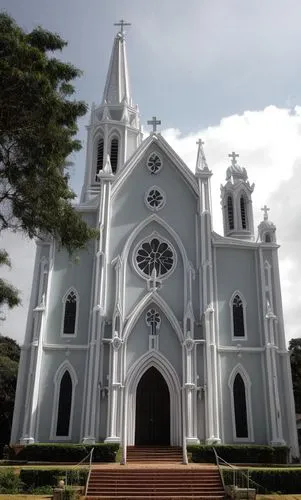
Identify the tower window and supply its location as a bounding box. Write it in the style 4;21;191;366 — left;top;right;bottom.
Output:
233;294;245;337
63;291;77;335
227;195;234;230
233;373;248;438
265;233;271;243
95;138;104;181
240;195;247;229
110;138;119;173
56;370;72;436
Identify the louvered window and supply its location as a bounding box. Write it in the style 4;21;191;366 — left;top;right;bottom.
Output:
240;195;247;229
110;138;119;173
227;195;234;230
56;371;72;436
95;138;104;181
233;374;248;438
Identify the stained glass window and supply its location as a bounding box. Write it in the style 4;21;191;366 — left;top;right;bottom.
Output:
145;188;165;211
63;291;77;335
233;295;245;337
147;152;162;174
136;238;174;278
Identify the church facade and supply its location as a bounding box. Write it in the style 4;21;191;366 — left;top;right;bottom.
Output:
11;25;299;459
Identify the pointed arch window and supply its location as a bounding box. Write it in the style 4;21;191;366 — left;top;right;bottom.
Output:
62;290;78;336
95;138;104;181
56;370;72;436
110;138;119;173
240;195;247;230
233;373;248;438
227;195;234;230
265;233;271;243
230;292;247;340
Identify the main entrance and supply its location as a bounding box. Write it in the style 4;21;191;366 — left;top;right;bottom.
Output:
135;367;170;445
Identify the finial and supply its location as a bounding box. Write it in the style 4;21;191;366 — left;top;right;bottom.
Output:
195;138;209;171
114;19;131;37
228;151;239;166
261;205;270;220
147;116;161;133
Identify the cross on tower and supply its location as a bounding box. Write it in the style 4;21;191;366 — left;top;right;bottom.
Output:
261;205;270;220
196;138;205;147
114;19;131;35
147;116;161;133
228;151;239;165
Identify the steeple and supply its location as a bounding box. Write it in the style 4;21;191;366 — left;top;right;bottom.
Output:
102;21;131;106
80;21;142;203
220;152;255;240
258;205;276;243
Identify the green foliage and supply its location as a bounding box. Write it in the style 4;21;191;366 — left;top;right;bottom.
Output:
223;468;301;494
0;250;20;309
19;468;87;491
0;13;98;253
8;442;119;463
187;444;289;464
0;468;21;493
0;337;20;451
289;337;301;413
62;485;81;499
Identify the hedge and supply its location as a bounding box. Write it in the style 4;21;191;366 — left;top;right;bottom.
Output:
0;468;21;493
20;468;88;491
187;444;289;464
223;468;301;494
7;443;119;463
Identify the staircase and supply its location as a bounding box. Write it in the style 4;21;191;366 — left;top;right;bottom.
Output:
127;446;183;463
85;466;225;499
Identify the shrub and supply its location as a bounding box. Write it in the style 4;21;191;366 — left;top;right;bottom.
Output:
0;468;22;493
223;468;301;494
8;442;119;463
187;444;289;464
20;468;88;491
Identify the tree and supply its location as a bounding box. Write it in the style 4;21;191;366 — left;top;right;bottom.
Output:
0;249;20;310
0;336;20;448
289;338;301;414
0;13;98;253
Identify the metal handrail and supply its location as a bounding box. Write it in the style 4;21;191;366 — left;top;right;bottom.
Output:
212;447;268;494
181;388;188;464
213;446;226;490
84;447;94;496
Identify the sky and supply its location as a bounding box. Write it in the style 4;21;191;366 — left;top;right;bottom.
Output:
1;0;301;344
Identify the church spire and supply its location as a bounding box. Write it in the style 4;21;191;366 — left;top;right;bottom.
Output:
102;20;132;105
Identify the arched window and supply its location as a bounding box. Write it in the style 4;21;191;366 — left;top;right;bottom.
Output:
227;195;234;230
240;195;247;229
56;370;72;436
110;138;119;173
232;294;245;337
95;138;104;181
265;233;271;243
233;373;248;438
63;290;77;335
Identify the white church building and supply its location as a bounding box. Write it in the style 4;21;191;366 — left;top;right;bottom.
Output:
11;23;299;458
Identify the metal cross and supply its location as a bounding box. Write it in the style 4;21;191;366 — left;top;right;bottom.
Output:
114;19;131;34
228;151;239;164
261;205;270;220
196;138;205;147
147;116;161;133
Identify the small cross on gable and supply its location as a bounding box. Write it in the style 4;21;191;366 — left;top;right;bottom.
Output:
261;205;270;220
147;116;161;133
114;19;131;35
228;151;239;165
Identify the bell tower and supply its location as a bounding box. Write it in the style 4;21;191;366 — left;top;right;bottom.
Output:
81;21;142;203
220;152;255;240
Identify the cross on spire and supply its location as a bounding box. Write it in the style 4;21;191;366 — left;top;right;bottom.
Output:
261;205;270;220
228;151;239;165
196;138;205;147
114;19;131;35
147;116;161;133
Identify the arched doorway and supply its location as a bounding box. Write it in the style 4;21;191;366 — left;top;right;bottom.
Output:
135;367;170;445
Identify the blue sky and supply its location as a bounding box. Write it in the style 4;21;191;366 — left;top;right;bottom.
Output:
1;0;301;343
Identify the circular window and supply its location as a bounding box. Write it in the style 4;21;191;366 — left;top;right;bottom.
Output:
147;152;162;174
145;187;166;211
145;308;161;332
135;237;175;278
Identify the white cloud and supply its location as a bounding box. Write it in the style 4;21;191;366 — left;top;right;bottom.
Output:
2;106;301;345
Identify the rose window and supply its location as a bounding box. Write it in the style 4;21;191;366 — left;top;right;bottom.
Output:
145;187;165;211
147;152;162;174
135;238;175;278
